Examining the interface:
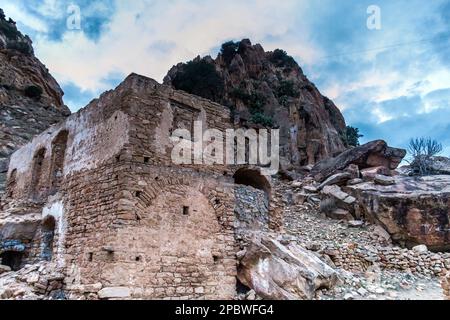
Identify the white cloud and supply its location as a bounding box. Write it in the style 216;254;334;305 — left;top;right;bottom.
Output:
22;0;318;93
2;2;48;32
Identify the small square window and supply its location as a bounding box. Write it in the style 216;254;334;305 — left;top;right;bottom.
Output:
183;206;189;215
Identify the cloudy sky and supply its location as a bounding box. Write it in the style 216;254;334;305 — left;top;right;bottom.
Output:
2;0;450;155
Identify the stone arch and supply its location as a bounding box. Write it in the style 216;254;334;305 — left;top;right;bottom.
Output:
40;215;56;261
31;147;46;200
233;167;272;198
107;180;236;298
233;167;282;232
133;177;230;229
49;130;69;195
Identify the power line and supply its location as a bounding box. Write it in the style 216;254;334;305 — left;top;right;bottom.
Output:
318;33;450;60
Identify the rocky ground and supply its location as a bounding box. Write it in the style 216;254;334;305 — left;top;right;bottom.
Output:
277;180;446;300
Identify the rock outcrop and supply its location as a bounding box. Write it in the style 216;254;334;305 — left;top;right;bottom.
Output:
311;140;406;182
164;39;347;168
0;9;70;195
237;234;338;300
347;175;450;251
427;156;450;175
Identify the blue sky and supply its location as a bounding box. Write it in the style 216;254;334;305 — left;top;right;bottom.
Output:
2;0;450;156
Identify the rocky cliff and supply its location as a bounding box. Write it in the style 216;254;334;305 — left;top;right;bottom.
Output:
0;9;71;195
164;39;347;168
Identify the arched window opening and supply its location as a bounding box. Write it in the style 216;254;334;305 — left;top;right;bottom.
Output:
49;130;68;195
6;169;17;198
31;148;46;200
40;216;56;261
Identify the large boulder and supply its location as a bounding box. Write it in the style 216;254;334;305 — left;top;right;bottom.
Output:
311;140;406;182
238;234;338;300
347;175;450;251
429;157;450;175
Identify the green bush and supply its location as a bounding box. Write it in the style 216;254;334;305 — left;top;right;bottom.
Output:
220;41;239;65
278;95;289;107
6;41;32;55
0;19;20;40
270;49;297;68
0;9;5;20
251;113;274;128
172;60;224;102
342;126;363;147
277;80;299;98
230;87;250;101
231;88;266;114
24;85;43;100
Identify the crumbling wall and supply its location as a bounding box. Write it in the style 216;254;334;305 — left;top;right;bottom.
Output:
1;74;284;300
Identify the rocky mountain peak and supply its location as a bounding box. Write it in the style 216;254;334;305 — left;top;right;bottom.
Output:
0;9;33;55
164;38;347;168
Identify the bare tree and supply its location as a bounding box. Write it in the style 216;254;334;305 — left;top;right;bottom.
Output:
408;137;443;175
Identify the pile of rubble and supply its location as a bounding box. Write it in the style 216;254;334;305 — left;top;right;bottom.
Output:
0;262;64;300
274;140;450;299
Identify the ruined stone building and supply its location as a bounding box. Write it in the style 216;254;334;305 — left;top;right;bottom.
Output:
0;74;279;299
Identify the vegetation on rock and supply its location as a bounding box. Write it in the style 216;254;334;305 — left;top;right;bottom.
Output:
408;137;443;176
171;59;224;102
220;41;239;65
342;126;363;147
0;18;20;40
251;112;274;128
269;49;297;69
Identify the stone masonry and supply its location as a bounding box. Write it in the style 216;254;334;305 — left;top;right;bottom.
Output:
0;74;282;299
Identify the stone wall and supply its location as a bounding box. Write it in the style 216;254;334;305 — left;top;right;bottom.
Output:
325;244;450;277
1;74;253;299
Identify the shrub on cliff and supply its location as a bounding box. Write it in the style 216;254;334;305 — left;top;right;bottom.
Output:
270;49;297;69
24;85;43;100
0;18;20;40
251;112;274;128
277;80;299;99
6;41;32;55
408;137;443;176
172;60;224;102
342;126;363;147
220;41;239;65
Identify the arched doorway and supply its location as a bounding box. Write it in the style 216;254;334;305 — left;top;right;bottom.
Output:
41;216;56;261
0;251;23;271
233;168;272;232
